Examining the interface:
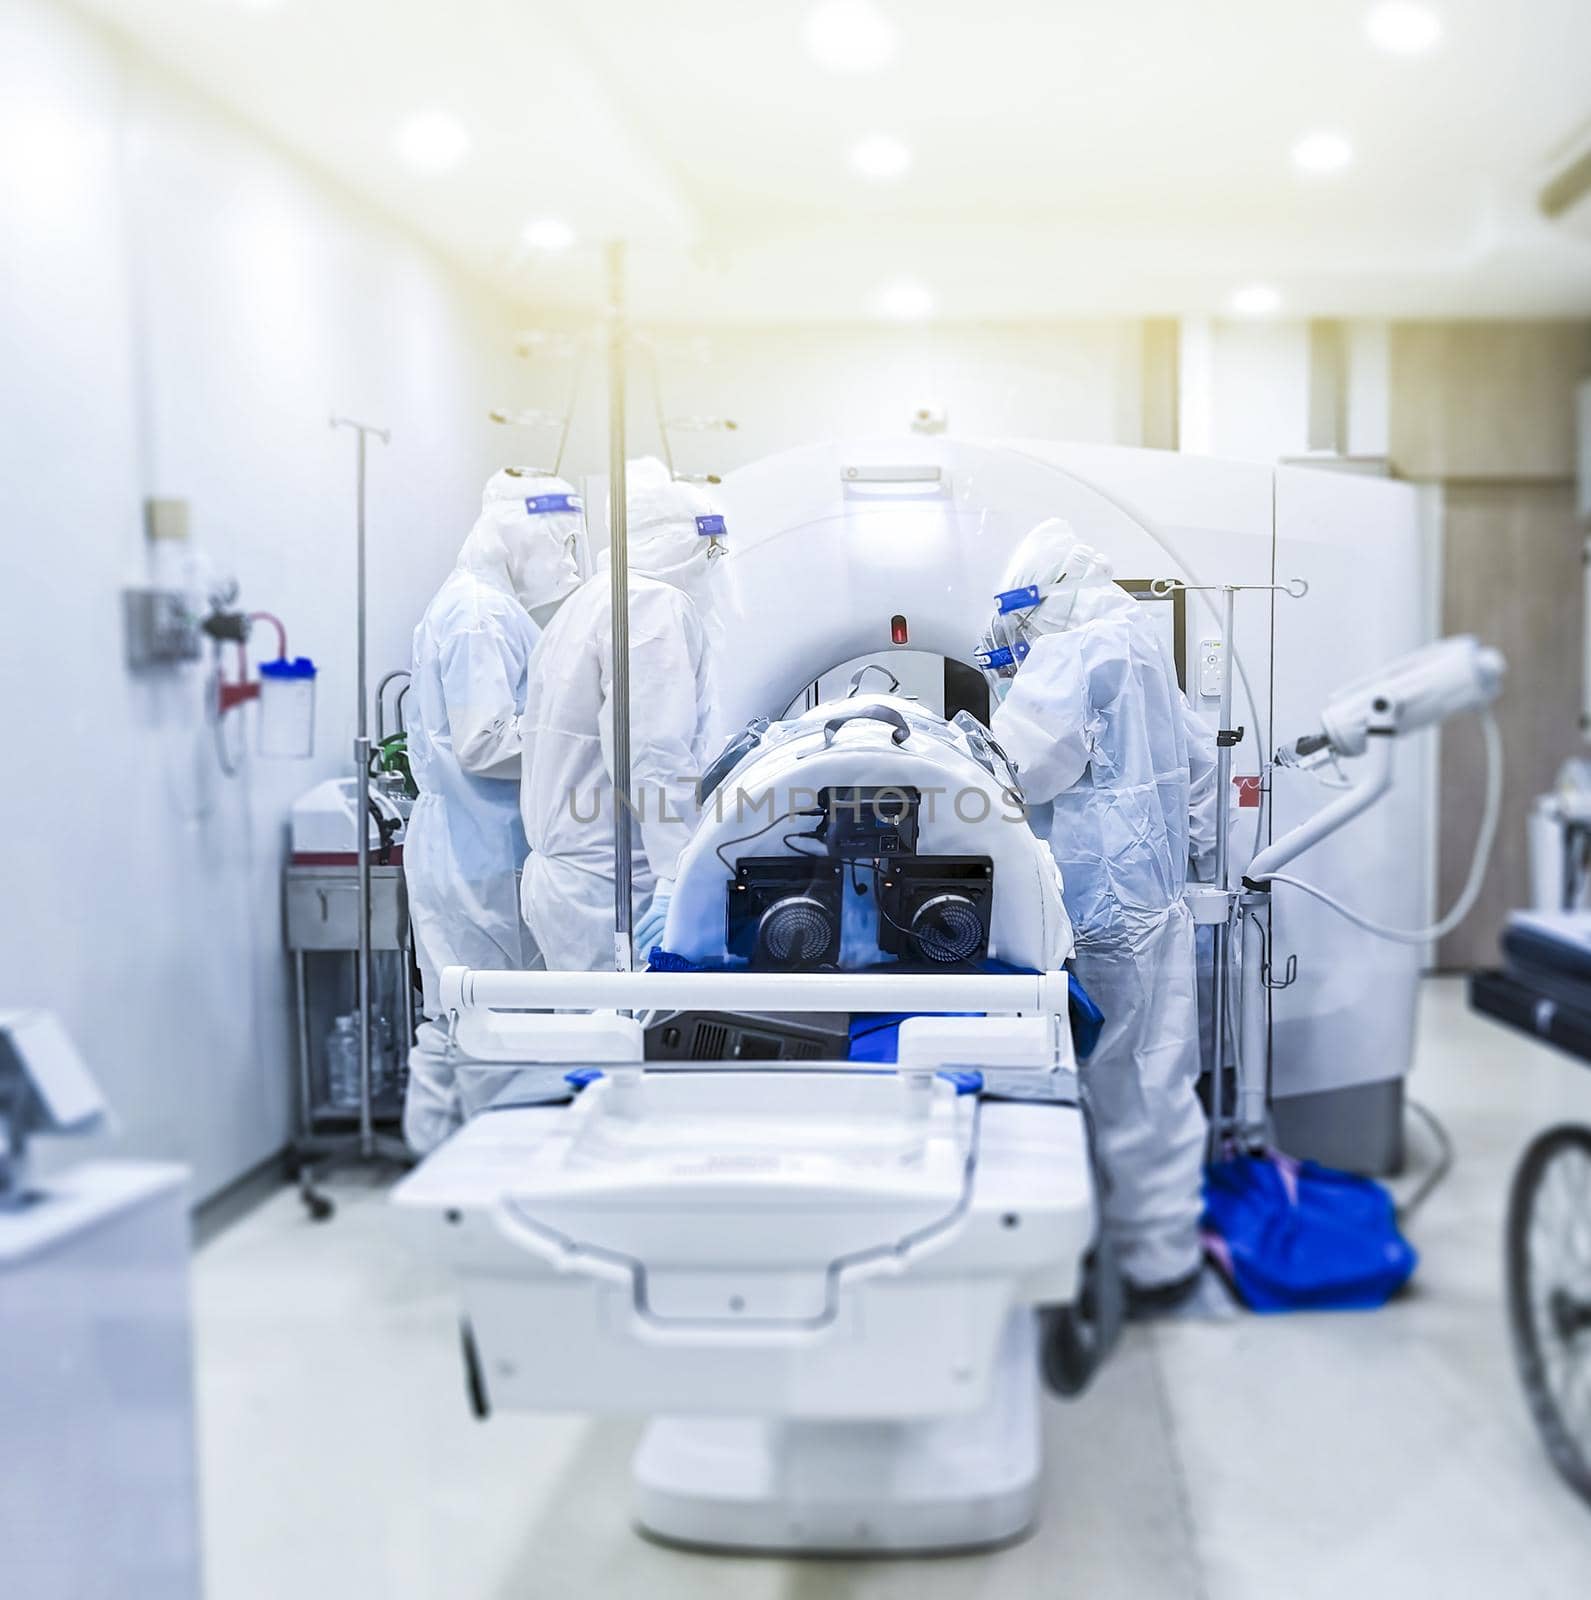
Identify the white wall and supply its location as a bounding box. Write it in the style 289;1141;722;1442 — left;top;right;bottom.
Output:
1180;317;1392;464
510;315;1397;487
507;322;1150;483
0;0;521;1201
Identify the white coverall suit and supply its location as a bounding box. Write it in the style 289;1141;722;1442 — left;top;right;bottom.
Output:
989;528;1217;1291
403;474;583;1153
520;460;723;971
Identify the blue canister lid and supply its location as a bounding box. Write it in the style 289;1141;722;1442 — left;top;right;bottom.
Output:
259;656;317;679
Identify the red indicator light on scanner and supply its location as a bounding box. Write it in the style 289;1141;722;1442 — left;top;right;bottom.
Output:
890;614;908;645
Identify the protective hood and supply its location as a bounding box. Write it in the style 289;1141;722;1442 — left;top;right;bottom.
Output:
978;518;1133;678
994;518;1121;640
457;469;584;616
601;456;728;607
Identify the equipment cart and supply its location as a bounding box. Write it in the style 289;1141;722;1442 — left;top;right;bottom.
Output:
284;860;416;1218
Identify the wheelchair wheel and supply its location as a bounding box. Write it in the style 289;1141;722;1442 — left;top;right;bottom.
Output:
1506;1124;1591;1506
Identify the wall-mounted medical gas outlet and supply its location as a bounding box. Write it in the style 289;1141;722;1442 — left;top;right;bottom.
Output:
1198;637;1225;698
123;587;200;668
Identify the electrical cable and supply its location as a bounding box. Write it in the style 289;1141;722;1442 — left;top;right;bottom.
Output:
1257;710;1503;947
842;855;964;952
713;806;821;872
1397;1099;1455;1223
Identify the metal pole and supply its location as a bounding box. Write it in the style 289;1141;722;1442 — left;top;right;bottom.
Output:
1210;584;1237;1151
1214;585;1235;891
353;429;373;1157
331;415;390;1159
1238;893;1272;1147
607;242;635;971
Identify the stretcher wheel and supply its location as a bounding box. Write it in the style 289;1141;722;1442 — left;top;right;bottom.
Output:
1041;1302;1100;1397
1506;1124;1591;1506
1041;1234;1124;1398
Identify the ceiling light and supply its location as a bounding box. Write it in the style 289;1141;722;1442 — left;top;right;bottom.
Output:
393;110;470;176
1229;283;1282;317
1364;2;1443;56
874;279;934;321
803;0;899;75
1291;130;1354;176
850;133;913;181
521;216;576;253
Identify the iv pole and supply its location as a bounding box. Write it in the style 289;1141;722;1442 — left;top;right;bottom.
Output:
606;243;635;971
1152;576;1308;1153
331;413;394;1159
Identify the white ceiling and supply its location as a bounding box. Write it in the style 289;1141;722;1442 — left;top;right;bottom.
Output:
77;0;1591;322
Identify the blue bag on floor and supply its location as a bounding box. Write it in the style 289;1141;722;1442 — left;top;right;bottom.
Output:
1202;1153;1417;1312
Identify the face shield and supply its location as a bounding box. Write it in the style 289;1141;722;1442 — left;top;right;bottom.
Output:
974;624;1029;703
508;491;585;614
621;473;731;608
984;541;1112;658
696;512;730;563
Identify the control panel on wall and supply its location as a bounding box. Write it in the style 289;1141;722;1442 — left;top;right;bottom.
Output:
1198;636;1225;699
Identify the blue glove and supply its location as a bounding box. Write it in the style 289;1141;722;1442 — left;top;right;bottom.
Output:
634;880;673;955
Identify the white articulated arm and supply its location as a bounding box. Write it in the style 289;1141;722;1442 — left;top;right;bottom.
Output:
1246;733;1395;884
1229;636;1505;1148
1246;636;1505;944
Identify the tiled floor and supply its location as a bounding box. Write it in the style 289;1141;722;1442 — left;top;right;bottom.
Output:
193;978;1591;1598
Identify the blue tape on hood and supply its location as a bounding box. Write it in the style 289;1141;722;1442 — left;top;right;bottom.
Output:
695;514;727;537
525;493;582;515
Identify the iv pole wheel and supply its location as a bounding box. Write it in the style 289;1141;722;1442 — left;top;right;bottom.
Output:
288;1150;336;1222
1506;1123;1591;1506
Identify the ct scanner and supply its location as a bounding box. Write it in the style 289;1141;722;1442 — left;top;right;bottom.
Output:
394;437;1439;1552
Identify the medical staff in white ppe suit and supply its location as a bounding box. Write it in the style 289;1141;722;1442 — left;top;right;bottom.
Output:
403;472;583;1153
520;458;725;971
980;520;1218;1309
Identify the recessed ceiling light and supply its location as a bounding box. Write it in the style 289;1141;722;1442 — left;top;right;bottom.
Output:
1291;130;1354;176
850;134;913;181
803;0;899;75
393;110;470;176
1365;2;1443;56
1229;283;1282;317
521;216;576;253
874;279;934;321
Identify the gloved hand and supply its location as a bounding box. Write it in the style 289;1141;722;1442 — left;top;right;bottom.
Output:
633;879;674;956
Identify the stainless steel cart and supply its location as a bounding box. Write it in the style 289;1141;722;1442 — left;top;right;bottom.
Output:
285;861;416;1218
